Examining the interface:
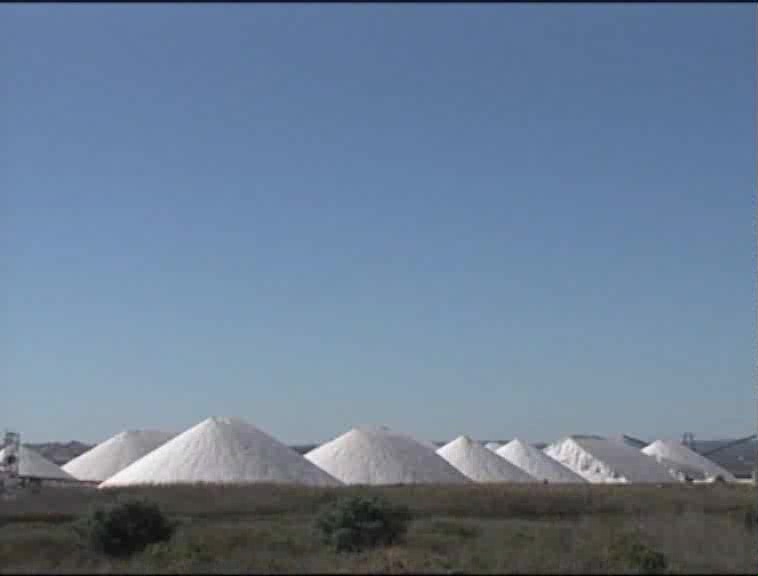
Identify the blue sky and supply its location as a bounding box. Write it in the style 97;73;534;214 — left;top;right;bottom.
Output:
1;5;754;445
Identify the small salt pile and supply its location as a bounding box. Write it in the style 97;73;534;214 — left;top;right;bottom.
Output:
305;426;470;485
544;436;678;484
63;430;175;482
99;417;342;487
437;436;537;483
484;442;503;452
496;439;586;483
642;440;736;482
0;445;76;481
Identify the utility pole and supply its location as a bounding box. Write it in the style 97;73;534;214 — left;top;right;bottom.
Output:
754;5;758;487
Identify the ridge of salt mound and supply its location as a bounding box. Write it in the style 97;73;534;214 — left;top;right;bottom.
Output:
484;442;503;452
496;439;586;483
544;436;678;484
99;417;342;487
437;436;537;483
305;427;470;485
642;440;736;482
63;430;175;482
0;445;77;481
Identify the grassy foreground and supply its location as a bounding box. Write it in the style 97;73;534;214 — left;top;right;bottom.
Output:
0;483;755;573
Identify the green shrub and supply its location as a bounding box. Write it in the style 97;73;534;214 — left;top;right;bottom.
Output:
315;495;411;553
609;534;668;574
83;497;175;557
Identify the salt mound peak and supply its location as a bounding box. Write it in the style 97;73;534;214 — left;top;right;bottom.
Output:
437;436;537;483
305;426;470;485
544;436;677;484
0;445;76;481
642;440;736;482
63;429;175;482
100;416;342;487
497;439;586;483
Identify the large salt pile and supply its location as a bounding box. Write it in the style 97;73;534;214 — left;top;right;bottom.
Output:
642;440;736;482
642;454;706;482
0;445;77;481
437;436;537;483
63;430;175;482
99;417;342;487
305;426;470;485
544;436;677;484
496;439;587;483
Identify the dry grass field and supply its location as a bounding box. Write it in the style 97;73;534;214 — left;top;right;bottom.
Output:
1;483;755;573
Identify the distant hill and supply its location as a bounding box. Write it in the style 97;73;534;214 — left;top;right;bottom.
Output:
612;434;649;450
688;438;756;479
25;441;93;466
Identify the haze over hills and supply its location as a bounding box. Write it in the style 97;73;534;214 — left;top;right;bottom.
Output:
25;441;93;467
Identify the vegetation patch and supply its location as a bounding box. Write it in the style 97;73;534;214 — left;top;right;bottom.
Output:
608;533;668;574
315;495;412;553
81;498;175;557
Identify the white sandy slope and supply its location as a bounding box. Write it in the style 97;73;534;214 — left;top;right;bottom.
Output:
0;445;77;481
484;442;503;452
99;417;342;487
305;426;470;485
544;436;678;484
437;436;537;483
642;440;736;482
497;439;587;483
63;430;175;482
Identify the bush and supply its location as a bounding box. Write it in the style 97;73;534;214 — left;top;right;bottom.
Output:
315;495;411;553
83;497;175;557
608;534;668;574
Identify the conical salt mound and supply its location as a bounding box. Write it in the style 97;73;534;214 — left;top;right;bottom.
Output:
643;454;707;482
0;445;76;481
63;430;175;482
642;440;736;482
305;426;470;485
99;417;342;487
484;442;503;452
497;439;587;483
544;436;677;484
437;436;537;483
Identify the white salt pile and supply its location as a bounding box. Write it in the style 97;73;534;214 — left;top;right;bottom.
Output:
305;426;470;485
544;436;677;484
484;442;503;452
0;445;77;481
437;436;537;483
99;417;342;488
643;454;707;482
642;440;736;482
63;430;175;482
496;439;587;483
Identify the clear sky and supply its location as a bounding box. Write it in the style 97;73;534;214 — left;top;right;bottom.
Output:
1;5;754;446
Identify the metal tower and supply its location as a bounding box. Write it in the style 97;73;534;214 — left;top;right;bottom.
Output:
1;430;20;478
